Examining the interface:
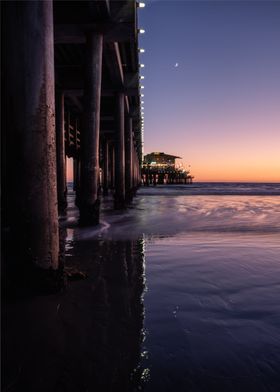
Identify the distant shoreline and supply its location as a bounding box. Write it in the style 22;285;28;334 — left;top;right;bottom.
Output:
66;181;280;185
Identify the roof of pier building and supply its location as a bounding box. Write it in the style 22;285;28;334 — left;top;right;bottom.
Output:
53;0;143;160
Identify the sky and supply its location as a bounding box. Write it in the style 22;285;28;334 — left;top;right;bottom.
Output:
138;0;280;182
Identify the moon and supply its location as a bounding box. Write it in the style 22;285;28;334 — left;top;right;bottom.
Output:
174;63;179;68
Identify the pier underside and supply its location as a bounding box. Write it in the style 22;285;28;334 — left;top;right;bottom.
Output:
2;0;143;289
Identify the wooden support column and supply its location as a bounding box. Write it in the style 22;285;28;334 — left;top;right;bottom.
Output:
102;138;109;196
132;146;136;188
109;143;115;189
2;1;61;289
80;32;103;225
138;158;141;186
133;145;138;190
55;91;67;213
136;156;139;186
125;116;133;201
134;152;137;187
74;117;78;150
114;92;126;208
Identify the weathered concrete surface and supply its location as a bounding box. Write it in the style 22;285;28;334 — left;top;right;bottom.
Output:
2;238;145;392
102;138;109;196
55;91;67;213
79;32;103;225
125;116;133;201
114;93;126;208
2;2;60;284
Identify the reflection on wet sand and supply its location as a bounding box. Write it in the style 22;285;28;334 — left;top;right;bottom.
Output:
3;236;146;392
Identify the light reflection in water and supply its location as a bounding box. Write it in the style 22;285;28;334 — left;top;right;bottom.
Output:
63;232;149;391
5;182;280;392
4;227;149;391
60;185;279;391
142;231;280;391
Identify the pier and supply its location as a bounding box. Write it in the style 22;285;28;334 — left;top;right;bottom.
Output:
2;1;143;288
142;152;194;185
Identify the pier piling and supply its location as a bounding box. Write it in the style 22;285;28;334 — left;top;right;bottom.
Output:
80;32;103;225
2;0;143;288
56;91;67;213
125;116;133;201
115;93;126;209
3;1;60;289
102;138;109;196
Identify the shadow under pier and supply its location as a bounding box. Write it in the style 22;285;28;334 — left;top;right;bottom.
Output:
3;238;146;392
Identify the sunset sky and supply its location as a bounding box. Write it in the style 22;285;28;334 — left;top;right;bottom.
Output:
138;0;280;182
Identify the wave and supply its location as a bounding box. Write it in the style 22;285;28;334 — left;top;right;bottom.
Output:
64;193;280;241
139;182;280;196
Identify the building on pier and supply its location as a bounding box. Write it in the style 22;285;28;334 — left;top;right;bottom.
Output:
143;152;181;169
142;152;194;185
2;0;144;288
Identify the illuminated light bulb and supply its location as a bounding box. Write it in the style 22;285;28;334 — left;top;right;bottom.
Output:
138;29;145;34
141;100;144;104
140;85;144;89
140;64;145;68
140;48;145;53
138;2;146;8
141;94;144;97
140;75;145;80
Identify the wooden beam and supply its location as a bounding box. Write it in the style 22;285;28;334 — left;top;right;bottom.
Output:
62;87;139;97
104;42;124;87
54;22;135;44
124;72;139;88
67;94;83;112
125;95;130;114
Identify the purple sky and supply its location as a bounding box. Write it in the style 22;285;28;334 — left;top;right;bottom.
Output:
138;0;280;182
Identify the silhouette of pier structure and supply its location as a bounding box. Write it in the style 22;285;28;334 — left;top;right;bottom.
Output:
2;1;143;287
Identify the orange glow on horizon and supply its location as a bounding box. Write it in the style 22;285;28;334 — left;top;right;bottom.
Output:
175;150;280;183
66;156;279;183
145;120;280;183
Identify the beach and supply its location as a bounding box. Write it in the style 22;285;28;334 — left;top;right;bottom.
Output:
3;183;280;391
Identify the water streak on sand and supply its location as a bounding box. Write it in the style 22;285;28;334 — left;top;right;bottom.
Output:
61;183;280;391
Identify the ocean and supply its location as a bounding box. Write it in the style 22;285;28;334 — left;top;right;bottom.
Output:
62;182;280;391
5;183;280;391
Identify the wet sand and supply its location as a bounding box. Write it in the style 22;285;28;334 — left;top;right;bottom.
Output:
142;232;280;392
3;236;145;392
3;184;280;391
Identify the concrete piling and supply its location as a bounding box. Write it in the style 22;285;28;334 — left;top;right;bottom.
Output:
80;32;103;224
114;93;126;209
